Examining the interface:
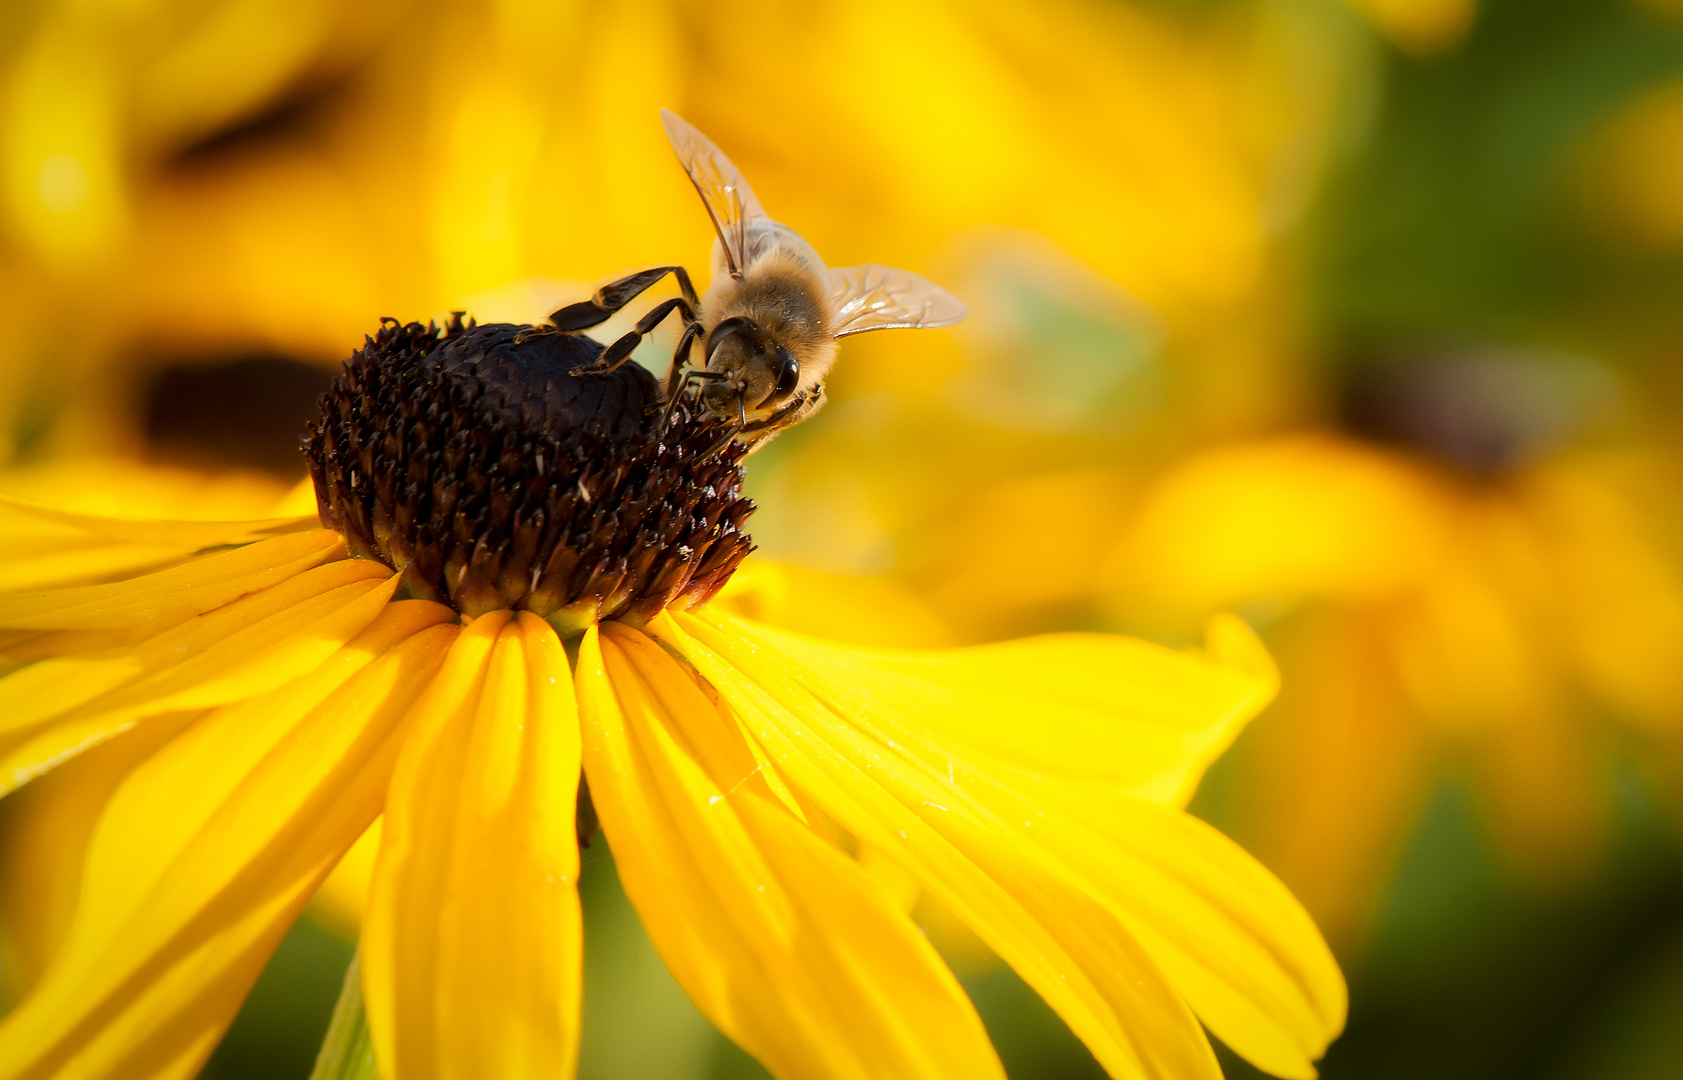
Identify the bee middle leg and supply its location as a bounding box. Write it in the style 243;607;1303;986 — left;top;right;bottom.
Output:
661;320;706;398
656;366;727;428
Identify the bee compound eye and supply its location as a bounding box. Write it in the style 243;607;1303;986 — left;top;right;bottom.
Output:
770;344;801;401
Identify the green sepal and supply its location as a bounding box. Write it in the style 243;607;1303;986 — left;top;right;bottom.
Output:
309;950;380;1080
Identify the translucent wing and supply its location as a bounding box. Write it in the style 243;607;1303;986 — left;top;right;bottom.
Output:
826;265;968;338
661;108;768;278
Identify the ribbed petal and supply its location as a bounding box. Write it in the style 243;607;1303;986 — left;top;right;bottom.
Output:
361;612;583;1080
0;600;457;1080
0;560;399;793
0;547;202;596
0;710;204;1001
0;497;317;595
0;492;316;553
719;612;1275;809
0;559;392;734
0;529;346;633
698;614;1343;1076
1022;784;1345;1077
575;621;1003;1080
0;459;299;524
654;610;1239;1080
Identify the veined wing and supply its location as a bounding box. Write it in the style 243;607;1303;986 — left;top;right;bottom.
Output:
826;265;968;338
661;108;768;278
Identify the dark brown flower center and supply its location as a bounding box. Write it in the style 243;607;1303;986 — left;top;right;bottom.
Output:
305;315;755;626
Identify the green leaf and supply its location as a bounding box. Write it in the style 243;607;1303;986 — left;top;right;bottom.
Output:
309;951;380;1080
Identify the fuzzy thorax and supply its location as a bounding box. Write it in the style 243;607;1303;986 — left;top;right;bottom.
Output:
700;246;839;406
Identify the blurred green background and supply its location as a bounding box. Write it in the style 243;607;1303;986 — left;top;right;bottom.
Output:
3;0;1683;1076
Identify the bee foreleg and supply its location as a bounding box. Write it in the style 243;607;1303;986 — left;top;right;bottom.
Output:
663;320;706;398
739;384;826;447
544;265;698;333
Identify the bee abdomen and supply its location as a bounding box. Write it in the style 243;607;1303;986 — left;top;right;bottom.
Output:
430;321;661;435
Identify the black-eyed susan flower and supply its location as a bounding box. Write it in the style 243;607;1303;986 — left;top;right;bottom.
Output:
0;315;1344;1080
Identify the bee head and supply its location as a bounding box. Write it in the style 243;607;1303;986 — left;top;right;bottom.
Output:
701;316;802;421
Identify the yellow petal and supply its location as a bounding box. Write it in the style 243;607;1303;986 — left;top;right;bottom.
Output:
662;610;1343;1079
361;612;510;1077
655;611;1224;1080
711;560;954;648
0;470;308;593
0;600;456;1080
1011;780;1345;1077
0;460;298;525
0;562;400;793
0;709;205;1003
0;529;348;632
576;621;1004;1080
361;612;583;1080
707;610;1274;809
309;819;382;937
0;557;387;714
0;559;391;735
0;628;137;662
0;544;200;595
0;490;317;550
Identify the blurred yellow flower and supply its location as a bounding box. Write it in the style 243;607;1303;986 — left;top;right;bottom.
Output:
0;0;405;268
1;0;1344;476
1099;434;1683;943
1579;76;1683;252
1339;0;1478;55
0;456;305;522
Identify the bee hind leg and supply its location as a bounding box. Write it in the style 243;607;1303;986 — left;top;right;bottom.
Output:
574;295;698;376
551;265;698;329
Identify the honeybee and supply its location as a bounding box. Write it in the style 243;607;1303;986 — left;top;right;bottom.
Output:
534;109;966;447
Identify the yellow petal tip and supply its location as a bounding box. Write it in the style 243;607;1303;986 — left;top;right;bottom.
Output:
1204;613;1279;697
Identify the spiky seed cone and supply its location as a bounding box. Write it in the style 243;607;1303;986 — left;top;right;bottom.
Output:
305;315;756;624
